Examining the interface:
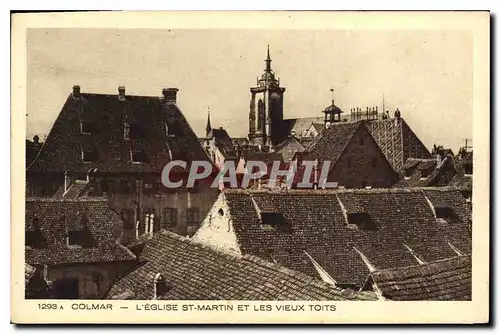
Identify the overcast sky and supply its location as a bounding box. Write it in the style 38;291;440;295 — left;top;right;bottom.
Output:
26;28;472;152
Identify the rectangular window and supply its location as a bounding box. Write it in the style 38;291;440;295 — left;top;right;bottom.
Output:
420;168;432;178
260;212;291;232
81;149;98;163
163;208;178;228
347;212;377;230
130;150;149;164
186;208;200;226
124;122;130;140
67;231;83;248
80;121;94;134
434;207;458;223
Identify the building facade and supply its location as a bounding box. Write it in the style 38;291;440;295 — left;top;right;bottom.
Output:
26;85;219;237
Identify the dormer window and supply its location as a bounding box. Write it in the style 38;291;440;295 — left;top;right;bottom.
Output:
420;168;432;179
124;122;130;140
80;121;94;134
81;147;98;163
260;212;291;232
153;273;169;299
347;212;378;230
434;206;459;224
130;150;149;164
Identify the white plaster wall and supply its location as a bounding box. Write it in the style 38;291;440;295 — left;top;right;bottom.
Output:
192;192;242;255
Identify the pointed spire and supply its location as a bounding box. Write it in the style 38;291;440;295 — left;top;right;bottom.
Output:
205;106;212;136
265;44;272;72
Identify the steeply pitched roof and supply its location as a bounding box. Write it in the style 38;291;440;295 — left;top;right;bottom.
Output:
367;255;471;300
395;157;457;188
207;128;237;158
25;198;136;265
240;151;284;166
27;90;210;174
282;117;324;137
106;230;375;300
367;118;432;173
221;187;471;287
302;121;362;165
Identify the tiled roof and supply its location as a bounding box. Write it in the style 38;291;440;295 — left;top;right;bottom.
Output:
53;180;90;199
25;263;36;286
367;119;432;173
367;255;471;300
27;89;210;174
311;123;325;132
106;230;375;300
302;121;362;165
282;117;324;137
208;128;237;158
395;157;457;188
241;151;284;166
232;137;249;146
222;187;471;287
25;198;136;265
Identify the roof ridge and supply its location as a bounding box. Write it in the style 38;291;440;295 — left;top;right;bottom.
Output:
26;197;108;202
222;186;459;195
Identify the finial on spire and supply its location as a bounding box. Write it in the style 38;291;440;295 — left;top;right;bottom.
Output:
265;44;272;72
330;88;335;104
205;106;212;136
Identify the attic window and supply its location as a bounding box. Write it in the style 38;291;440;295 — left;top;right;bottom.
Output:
420;168;432;178
359;136;364;146
434;206;459;223
260;212;291;232
130;150;149;164
128;123;141;139
347;213;377;230
124;122;130;140
166;121;184;137
81;149;98;163
80;121;94;134
67;231;83;248
154;273;170;299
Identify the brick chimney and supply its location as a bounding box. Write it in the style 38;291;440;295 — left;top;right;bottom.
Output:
118;86;126;101
162;88;178;104
72;85;81;98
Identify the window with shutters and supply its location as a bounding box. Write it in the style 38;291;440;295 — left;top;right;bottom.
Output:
186;208;200;226
163;208;178;228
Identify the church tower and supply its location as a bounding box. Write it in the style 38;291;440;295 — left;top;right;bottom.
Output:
248;45;286;148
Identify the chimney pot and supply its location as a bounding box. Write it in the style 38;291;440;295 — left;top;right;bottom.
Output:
118;86;126;101
72;85;81;97
33;135;39;144
162;88;179;104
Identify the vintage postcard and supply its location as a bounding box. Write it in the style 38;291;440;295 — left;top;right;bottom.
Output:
11;11;490;324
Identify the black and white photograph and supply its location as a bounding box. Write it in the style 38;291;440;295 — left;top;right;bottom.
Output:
11;11;490;324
